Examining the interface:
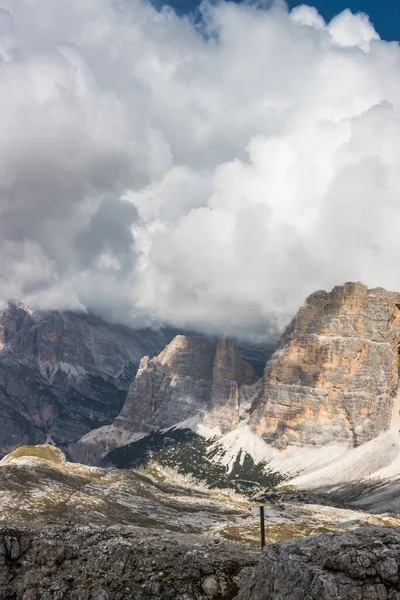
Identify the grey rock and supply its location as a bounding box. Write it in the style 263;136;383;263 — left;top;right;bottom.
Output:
80;335;259;461
0;302;173;458
118;335;258;433
202;575;219;597
235;527;400;600
0;525;257;600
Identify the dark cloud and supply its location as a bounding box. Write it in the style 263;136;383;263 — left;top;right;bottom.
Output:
0;0;399;340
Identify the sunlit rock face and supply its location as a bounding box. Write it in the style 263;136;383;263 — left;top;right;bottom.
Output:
249;282;400;448
0;303;171;458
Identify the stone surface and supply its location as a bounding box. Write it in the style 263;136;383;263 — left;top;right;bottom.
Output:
249;282;400;448
235;527;400;600
78;335;258;461
0;525;257;600
2;521;400;600
0;303;172;458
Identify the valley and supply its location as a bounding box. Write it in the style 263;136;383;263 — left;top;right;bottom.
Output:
3;282;400;597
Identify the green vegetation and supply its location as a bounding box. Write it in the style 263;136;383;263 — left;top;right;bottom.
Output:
106;428;283;495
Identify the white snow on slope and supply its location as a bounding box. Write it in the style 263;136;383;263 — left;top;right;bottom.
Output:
209;420;351;476
171;415;222;440
287;392;400;489
209;422;277;471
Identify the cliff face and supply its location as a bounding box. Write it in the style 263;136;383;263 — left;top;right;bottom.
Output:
75;335;259;462
249;283;400;448
0;303;171;458
116;335;258;434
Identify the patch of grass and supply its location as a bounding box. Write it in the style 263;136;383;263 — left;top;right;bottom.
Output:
221;522;343;546
2;445;66;465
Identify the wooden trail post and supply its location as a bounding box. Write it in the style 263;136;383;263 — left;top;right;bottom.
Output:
259;505;265;549
251;505;272;549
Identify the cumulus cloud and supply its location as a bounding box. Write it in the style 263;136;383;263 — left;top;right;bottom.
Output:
0;0;400;339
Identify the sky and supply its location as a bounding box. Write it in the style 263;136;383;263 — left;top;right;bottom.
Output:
1;0;400;341
159;0;400;41
286;0;400;40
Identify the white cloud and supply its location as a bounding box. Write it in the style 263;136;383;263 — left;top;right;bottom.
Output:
0;0;399;339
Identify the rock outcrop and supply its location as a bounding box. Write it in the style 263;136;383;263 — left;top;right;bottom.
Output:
2;523;400;600
0;303;172;458
0;525;257;600
249;282;400;448
76;335;258;461
236;527;400;600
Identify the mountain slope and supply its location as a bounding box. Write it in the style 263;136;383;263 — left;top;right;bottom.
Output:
0;303;174;458
0;445;253;533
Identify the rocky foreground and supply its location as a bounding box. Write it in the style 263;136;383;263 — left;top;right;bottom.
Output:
237;527;400;600
2;446;400;598
2;525;400;599
0;525;257;600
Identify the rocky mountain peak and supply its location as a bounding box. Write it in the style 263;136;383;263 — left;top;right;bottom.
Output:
115;334;258;434
249;282;400;449
72;334;259;464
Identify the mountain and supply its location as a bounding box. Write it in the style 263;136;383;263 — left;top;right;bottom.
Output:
0;303;175;458
4;281;400;499
248;282;400;449
66;281;400;498
117;335;258;434
3;284;400;600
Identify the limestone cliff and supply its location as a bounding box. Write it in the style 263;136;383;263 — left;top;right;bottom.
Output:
76;335;258;461
117;335;257;433
0;303;172;458
249;282;400;448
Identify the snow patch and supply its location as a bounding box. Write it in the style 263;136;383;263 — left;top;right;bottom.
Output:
209;422;277;471
170;414;222;439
